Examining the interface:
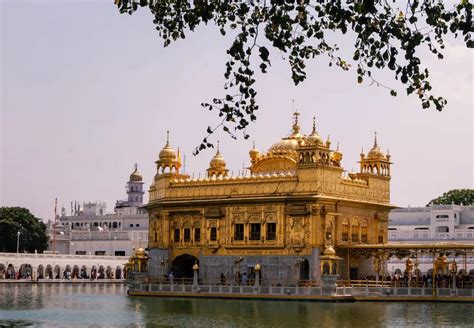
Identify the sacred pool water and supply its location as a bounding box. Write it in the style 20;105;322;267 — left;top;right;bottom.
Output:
0;284;472;327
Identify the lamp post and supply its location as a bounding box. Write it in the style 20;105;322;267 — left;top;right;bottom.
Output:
254;263;261;287
16;231;21;254
192;262;199;288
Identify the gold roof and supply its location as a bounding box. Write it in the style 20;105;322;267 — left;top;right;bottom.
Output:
129;164;143;182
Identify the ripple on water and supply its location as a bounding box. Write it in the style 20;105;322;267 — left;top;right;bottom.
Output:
0;284;473;327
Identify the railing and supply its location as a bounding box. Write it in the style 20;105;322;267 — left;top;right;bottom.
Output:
130;283;325;297
337;280;391;287
129;283;474;299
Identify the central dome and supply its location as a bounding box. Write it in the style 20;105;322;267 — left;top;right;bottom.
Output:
268;111;303;155
268;138;300;154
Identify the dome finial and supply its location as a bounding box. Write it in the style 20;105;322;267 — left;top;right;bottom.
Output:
292;111;301;134
312;116;316;134
336;142;340;151
166;130;170;145
374;131;378;147
134;163;138;171
216;140;220;154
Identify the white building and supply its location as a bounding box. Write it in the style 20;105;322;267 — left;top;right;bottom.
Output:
388;205;474;242
387;204;474;274
48;165;148;256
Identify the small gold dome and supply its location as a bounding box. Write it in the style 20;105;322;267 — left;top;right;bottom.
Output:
135;247;146;256
129;164;143;182
209;142;226;169
323;245;336;256
159;131;177;161
367;132;385;160
331;143;343;164
305;117;323;146
249;141;260;160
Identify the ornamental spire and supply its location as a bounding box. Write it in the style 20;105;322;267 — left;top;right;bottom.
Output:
292;111;301;134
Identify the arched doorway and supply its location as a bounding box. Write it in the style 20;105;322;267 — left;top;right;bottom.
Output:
115;266;122;279
300;259;310;280
171;254;199;279
37;265;45;279
19;264;32;279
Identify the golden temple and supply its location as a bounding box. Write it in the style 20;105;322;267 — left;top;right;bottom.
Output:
145;112;394;283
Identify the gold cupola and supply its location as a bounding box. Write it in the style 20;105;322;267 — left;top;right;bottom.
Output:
359;132;392;177
366;132;386;160
207;141;229;177
305;117;323;146
330;142;343;167
249;141;260;164
156;131;181;174
129;163;143;182
159;131;177;162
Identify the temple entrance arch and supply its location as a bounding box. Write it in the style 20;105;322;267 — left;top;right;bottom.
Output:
171;254;199;279
300;259;310;280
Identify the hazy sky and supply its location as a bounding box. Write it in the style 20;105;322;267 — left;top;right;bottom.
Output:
1;1;472;221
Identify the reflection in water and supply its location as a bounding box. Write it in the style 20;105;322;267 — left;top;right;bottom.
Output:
0;284;472;327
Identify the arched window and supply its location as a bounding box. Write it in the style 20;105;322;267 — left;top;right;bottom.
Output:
323;263;330;275
210;227;217;241
351;220;359;242
341;220;349;241
378;226;384;243
361;219;368;242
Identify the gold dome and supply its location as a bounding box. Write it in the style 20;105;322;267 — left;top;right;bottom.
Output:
249;141;260;161
323;245;336;256
268;111;305;154
135;247;146;256
209;142;226;169
367;132;385;160
159;131;177;161
331;142;343;164
129;164;143;182
305;117;323;146
268;138;300;154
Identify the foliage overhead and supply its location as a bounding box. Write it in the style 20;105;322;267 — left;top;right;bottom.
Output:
427;189;474;206
0;207;49;253
114;0;472;154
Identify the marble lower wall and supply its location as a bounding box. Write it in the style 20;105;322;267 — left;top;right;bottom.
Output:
148;248;323;285
148;248;171;279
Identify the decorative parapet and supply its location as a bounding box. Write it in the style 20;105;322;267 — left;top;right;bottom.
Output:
169;171;297;185
341;176;369;187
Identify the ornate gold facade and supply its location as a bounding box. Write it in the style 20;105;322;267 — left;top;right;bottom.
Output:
146;113;394;283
